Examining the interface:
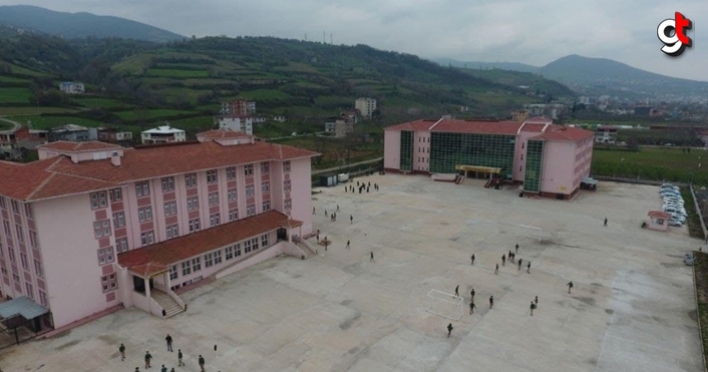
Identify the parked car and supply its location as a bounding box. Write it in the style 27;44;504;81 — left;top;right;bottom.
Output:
668;219;683;227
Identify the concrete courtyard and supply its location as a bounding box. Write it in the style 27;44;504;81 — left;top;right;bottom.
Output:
0;175;703;372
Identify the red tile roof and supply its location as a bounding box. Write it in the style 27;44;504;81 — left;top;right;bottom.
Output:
385;120;438;132
0;141;318;202
532;126;594;142
38;141;122;152
431;120;523;135
648;211;671;219
519;123;547;132
118;210;293;277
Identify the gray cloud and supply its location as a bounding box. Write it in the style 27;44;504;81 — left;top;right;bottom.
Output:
1;0;706;81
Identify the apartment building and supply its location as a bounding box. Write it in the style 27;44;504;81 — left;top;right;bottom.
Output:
0;130;316;330
141;125;186;145
355;98;377;119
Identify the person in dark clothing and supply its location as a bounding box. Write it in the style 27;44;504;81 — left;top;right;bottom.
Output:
471;254;475;265
447;323;453;337
346;240;350;249
161;365;167;372
178;350;185;366
527;262;531;273
535;296;538;305
530;301;537;316
119;343;126;361
470;288;475;301
567;281;573;294
144;351;152;369
502;254;506;266
469;301;477;314
515;243;519;254
166;334;173;352
135;368;140;372
370;251;374;262
350;215;353;224
489;295;494;309
604;217;608;227
454;285;459;297
495;263;499;274
518;258;523;271
198;355;206;372
162;309;166;317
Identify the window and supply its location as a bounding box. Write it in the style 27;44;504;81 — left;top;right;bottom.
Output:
166;224;179;239
252;237;260;250
225;246;234;260
101;274;117;292
185;173;197;188
94;220;111;238
7;248;14;263
226;167;236;180
3;221;10;235
521;154;524;161
90;191;107;210
25;283;33;298
262;201;270;211
214;250;222;265
520;166;523;172
170;265;178;280
244;239;252;253
189;218;201;233
261;234;269;248
141;231;155;246
113;212;125;228
109;188;122;202
97;247;115;265
246;185;255;198
164;201;177;216
11;200;19;213
247;204;256;217
262;182;270;193
522;142;525;149
138;207;153;222
205;252;214;267
182;261;191;276
229;209;238;221
116;238;129;253
284;198;292;210
192;257;201;272
161;177;175;192
20;252;28;269
284;180;291;192
0;197;5;209
34;260;42;277
227;188;237;202
244;164;253;176
207;170;218;184
15;225;24;242
187;196;199;211
283;161;291;173
234;243;241;257
209;192;219;206
39;291;47;306
261;162;269;174
135;182;150;197
12;273;19;284
24;204;33;218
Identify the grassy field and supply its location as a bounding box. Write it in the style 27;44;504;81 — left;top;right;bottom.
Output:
0;121;13;131
0;107;79;116
592;147;708;185
7;116;106;130
0;88;32;104
114;109;197;121
238;89;292;101
167;116;214;129
73;97;134;109
0;75;30;84
147;69;209;78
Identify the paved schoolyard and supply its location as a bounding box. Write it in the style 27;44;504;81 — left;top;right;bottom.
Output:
0;175;702;372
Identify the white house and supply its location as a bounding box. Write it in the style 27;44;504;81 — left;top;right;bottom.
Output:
59;82;85;94
355;98;377;119
141;125;186;144
214;116;253;135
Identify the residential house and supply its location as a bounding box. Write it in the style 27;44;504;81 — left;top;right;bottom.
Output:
141;125;186;145
355;98;377;119
59;82;85;94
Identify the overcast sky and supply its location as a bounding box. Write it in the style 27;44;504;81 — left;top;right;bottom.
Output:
2;0;707;81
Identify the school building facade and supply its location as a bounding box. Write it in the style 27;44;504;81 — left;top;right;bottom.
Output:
0;130;316;330
384;117;594;199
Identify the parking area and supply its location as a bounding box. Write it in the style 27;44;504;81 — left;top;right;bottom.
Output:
0;175;702;372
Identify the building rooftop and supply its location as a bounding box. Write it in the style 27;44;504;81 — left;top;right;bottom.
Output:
118;211;298;277
143;125;184;134
0;140;318;202
532;126;595;142
38;141;122;152
431;120;523;135
197;129;252;140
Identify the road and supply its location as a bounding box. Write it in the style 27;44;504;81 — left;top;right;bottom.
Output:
311;157;383;176
0;117;21;132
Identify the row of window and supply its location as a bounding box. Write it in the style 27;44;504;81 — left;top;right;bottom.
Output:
2;221;39;248
417;147;430;153
418;136;430;143
4;271;48;306
0;197;34;219
170;234;269;279
1;244;43;277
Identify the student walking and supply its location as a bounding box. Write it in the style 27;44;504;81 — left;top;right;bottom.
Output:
144;351;152;369
161;365;167;372
518;258;523;271
198;355;206;372
535;296;538;305
469;301;477;314
178;350;185;366
471;254;475;265
604;217;608;227
447;323;453;338
515;243;519;254
350;215;353;224
567;281;574;294
370;251;375;262
165;334;173;352
502;254;506;266
530;301;537;316
470;288;475;301
119;343;126;361
495;263;499;274
527;262;531;273
346;240;350;249
489;295;494;309
454;285;460;297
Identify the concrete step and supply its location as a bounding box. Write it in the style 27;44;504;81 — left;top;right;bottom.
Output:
151;290;184;318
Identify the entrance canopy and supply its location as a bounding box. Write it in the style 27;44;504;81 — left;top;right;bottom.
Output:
0;296;48;320
455;165;502;174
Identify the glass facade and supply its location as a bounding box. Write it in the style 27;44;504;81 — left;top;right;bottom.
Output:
429;133;516;178
523;140;544;192
400;131;413;172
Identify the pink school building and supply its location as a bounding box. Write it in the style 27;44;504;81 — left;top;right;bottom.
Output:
0;129;316;330
384;117;594;199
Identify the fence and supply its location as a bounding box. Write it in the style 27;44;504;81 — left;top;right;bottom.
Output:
691;184;708;242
